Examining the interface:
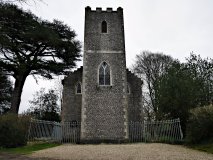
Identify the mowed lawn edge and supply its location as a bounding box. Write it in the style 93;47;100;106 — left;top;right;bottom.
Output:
186;143;213;154
0;142;61;155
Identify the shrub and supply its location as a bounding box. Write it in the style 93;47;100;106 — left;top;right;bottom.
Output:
0;114;30;148
186;105;213;144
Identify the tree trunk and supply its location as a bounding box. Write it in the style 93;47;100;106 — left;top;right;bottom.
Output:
10;73;28;114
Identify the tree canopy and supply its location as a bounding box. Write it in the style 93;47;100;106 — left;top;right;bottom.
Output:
156;61;201;132
185;53;213;105
157;54;213;120
133;52;212;134
150;54;213;133
26;88;60;122
133;51;174;119
0;0;41;4
0;3;81;113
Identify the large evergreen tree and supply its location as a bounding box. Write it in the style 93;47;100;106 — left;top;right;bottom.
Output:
0;67;12;114
0;3;81;113
185;53;213;106
157;55;213;134
156;61;200;132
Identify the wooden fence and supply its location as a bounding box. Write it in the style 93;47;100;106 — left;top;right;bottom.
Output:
28;118;183;143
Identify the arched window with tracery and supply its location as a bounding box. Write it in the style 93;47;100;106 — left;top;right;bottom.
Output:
76;82;81;94
99;62;110;85
101;21;107;33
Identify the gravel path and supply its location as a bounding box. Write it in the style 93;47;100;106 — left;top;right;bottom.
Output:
30;143;213;160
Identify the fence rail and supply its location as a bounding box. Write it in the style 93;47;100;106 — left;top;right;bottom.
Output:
129;119;183;143
28;118;183;143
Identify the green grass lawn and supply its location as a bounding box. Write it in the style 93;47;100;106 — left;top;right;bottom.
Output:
0;142;60;155
187;143;213;154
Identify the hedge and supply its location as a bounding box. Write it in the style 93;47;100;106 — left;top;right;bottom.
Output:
0;114;30;148
186;105;213;144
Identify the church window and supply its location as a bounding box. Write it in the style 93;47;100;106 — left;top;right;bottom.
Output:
99;62;110;85
102;21;107;33
127;84;130;94
76;82;81;94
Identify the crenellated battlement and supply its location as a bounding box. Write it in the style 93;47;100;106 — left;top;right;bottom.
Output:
85;6;123;13
126;69;143;84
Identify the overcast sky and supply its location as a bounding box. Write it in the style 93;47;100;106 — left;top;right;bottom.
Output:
17;0;213;113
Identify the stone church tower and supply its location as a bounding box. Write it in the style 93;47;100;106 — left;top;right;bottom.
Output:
81;6;128;142
62;7;143;143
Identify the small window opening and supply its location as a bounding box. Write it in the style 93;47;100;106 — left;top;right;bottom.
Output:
127;84;130;94
76;83;81;94
102;21;107;33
